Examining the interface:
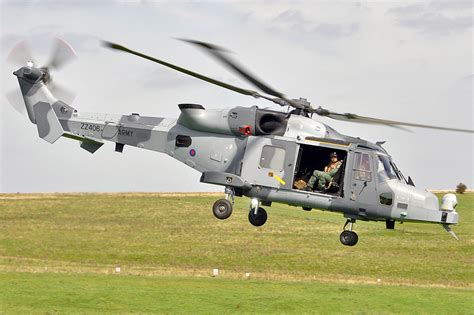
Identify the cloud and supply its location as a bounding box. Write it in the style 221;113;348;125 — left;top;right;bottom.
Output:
387;2;472;34
0;33;25;52
1;0;119;5
139;68;200;89
271;9;360;40
312;22;360;39
459;73;473;81
430;0;473;11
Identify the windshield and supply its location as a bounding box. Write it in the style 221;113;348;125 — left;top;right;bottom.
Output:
377;155;398;182
391;161;407;183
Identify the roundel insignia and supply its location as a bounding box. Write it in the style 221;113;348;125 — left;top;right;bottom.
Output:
189;149;196;157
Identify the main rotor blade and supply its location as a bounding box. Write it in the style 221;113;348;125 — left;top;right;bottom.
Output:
103;41;266;98
314;107;474;133
179;39;284;99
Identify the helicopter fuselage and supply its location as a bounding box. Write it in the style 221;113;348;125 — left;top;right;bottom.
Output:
13;65;459;246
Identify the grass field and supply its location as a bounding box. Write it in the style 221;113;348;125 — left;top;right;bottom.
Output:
0;192;473;313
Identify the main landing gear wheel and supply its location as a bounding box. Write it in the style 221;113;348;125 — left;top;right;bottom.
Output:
248;207;267;227
340;230;358;246
212;199;233;220
340;218;358;246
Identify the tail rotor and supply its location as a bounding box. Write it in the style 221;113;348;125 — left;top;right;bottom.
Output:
5;37;77;113
6;39;35;67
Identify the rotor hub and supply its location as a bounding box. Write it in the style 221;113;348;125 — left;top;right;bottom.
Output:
39;67;52;84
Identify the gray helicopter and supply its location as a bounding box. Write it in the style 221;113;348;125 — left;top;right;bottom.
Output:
9;38;472;246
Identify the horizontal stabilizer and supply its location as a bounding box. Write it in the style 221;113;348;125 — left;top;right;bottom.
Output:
62;133;104;154
33;102;64;144
80;141;104;154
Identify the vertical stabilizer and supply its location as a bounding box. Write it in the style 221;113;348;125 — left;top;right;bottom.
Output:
33;102;64;143
13;66;64;143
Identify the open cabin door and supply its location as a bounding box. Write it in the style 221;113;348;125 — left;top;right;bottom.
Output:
348;150;377;211
241;137;298;189
292;140;349;195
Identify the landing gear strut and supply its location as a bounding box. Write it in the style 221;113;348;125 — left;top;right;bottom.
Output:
248;198;267;227
212;187;234;220
340;218;358;246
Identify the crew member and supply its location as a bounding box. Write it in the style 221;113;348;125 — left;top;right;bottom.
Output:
307;152;342;191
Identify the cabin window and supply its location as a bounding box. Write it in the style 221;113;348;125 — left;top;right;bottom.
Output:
377;155;398;182
259;145;285;171
379;192;393;206
353;152;372;181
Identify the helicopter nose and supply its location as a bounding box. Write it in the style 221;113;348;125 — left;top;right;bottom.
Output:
406;188;439;211
395;184;459;224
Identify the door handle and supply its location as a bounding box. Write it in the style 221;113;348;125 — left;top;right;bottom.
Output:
359;181;368;194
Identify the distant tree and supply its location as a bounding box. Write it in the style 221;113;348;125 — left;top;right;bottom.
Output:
456;183;467;194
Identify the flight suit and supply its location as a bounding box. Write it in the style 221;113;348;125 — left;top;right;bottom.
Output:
307;161;342;190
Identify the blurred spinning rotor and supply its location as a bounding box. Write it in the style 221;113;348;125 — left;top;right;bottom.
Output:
5;37;77;114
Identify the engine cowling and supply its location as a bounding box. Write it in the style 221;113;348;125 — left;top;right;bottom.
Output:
177;104;288;136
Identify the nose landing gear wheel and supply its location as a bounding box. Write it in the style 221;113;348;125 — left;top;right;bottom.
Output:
340;230;358;246
212;199;233;220
248;207;267;226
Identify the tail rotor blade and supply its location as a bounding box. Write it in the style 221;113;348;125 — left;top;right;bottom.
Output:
46;38;77;70
5;89;26;114
7;40;35;66
7;37;77;111
48;82;76;104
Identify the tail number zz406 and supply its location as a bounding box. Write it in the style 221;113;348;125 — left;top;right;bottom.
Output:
81;123;101;132
80;123;134;137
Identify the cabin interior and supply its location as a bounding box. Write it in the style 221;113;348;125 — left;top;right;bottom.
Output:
293;144;347;196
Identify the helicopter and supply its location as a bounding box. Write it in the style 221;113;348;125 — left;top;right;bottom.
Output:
8;38;472;246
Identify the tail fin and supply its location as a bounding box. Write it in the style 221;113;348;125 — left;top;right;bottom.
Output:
14;66;64;144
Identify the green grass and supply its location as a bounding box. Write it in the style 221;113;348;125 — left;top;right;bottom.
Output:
1;272;472;314
0;192;473;313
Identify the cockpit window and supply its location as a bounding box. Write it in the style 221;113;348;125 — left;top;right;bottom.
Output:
353;152;372;181
377;155;398;182
390;161;405;182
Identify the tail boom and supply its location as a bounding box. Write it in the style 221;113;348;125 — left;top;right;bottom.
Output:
56;108;176;154
14;65;175;153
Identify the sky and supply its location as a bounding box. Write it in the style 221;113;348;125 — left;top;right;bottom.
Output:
0;0;472;193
